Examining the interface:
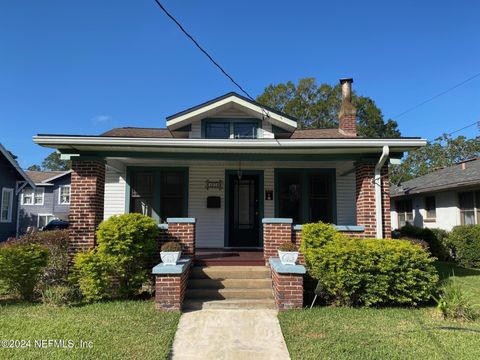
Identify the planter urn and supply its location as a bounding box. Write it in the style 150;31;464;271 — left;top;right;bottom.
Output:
278;250;299;266
160;251;181;266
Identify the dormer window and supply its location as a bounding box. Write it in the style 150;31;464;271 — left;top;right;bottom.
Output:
203;119;258;139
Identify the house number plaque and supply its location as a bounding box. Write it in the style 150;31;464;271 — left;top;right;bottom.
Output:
265;190;273;200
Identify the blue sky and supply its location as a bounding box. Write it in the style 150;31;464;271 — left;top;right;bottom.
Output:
1;0;479;168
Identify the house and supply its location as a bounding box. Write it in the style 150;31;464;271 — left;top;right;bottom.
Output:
33;78;426;310
390;157;480;231
0;143;35;241
18;170;71;233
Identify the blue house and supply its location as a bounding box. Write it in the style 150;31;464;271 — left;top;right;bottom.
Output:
0;143;35;241
18;170;71;233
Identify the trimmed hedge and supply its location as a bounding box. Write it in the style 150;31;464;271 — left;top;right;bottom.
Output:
303;223;439;306
0;244;49;300
448;225;480;268
6;230;69;287
398;224;450;260
301;222;347;270
72;214;158;302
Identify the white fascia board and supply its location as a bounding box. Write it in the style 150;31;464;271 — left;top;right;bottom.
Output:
33;135;427;152
166;95;297;131
0;143;36;188
41;170;72;184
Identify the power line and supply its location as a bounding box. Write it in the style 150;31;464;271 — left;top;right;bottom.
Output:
391;71;480;119
152;0;256;102
447;120;480;136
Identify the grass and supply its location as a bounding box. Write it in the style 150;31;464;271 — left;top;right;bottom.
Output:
279;262;480;360
0;300;180;360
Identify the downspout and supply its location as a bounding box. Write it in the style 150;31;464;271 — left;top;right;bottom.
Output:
375;145;389;238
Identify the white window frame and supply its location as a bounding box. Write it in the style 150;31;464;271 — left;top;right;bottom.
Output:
58;185;71;205
458;191;480;225
21;187;44;206
1;187;14;223
37;214;55;228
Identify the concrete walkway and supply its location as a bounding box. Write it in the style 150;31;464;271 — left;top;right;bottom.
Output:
170;309;291;360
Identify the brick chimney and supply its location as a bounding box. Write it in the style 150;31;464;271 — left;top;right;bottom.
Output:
338;78;357;136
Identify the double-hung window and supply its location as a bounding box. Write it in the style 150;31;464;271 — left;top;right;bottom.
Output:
396;199;413;227
425;196;436;220
129;168;187;223
59;185;71;205
276;170;335;224
459;191;480;225
1;188;14;223
38;214;55;228
22;188;44;205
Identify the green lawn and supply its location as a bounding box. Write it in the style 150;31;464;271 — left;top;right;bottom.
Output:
279;262;480;360
0;300;180;360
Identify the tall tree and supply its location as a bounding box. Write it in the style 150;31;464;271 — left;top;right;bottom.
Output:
41;152;71;171
390;134;480;184
256;78;401;138
27;164;42;171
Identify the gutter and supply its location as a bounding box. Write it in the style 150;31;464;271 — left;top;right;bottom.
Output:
33;135;427;149
375;145;389;238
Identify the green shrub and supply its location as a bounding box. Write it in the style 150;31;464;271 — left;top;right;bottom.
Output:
42;285;82;307
434;280;479;321
448;225;480;268
0;244;49;300
300;222;347;270
72;213;158;302
6;230;69;287
399;224;450;260
309;238;438;306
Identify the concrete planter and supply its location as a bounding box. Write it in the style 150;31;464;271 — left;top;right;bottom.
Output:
277;250;299;266
160;251;181;266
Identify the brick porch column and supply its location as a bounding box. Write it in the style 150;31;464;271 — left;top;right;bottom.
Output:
269;258;306;311
153;259;191;312
69;159;105;260
158;218;196;258
355;162;391;238
262;218;293;265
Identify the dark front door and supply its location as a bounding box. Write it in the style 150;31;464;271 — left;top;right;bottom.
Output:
228;174;260;247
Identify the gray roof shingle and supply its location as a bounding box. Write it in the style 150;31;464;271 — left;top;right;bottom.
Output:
391;158;480;197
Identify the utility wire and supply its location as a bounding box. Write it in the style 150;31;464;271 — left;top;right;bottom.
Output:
447;120;480;136
391;71;480;119
152;0;257;103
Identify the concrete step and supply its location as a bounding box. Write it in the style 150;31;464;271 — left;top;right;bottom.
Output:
186;288;274;300
188;278;272;290
190;266;270;280
183;299;276;310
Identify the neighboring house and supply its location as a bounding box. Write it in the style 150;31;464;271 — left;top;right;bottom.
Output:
34;78;425;252
0;143;35;241
390;157;480;231
18;170;71;233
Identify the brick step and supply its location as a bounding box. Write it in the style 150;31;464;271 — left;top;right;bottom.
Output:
190;266;271;280
183;299;276;310
188;278;272;289
186;288;274;300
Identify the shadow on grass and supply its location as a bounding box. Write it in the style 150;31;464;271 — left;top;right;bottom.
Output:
435;262;480;280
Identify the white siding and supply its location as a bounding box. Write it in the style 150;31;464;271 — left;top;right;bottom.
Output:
261;121;275;139
104;166;126;219
390;190;463;231
108;159;357;248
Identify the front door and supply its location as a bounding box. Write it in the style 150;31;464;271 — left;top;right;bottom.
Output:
227;174;260;247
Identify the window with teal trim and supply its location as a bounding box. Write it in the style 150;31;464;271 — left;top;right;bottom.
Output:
129;168;187;222
205;122;230;139
277;171;334;224
130;171;155;217
233;122;257;139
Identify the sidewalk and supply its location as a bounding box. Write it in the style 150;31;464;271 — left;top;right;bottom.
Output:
170;309;291;360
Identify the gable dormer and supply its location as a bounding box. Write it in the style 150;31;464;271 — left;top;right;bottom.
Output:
166;92;297;139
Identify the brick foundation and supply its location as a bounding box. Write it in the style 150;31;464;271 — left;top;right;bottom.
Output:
154;268;189;312
271;266;304;310
158;219;196;258
69;159;105;261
